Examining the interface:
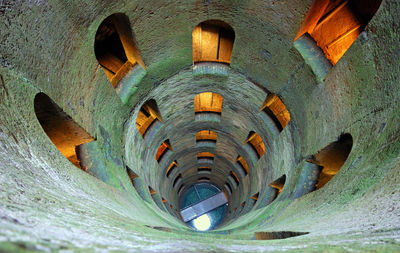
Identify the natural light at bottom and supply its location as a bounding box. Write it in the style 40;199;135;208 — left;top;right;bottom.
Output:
192;214;211;231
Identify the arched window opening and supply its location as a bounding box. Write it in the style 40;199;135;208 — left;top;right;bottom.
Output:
148;186;166;211
196;130;218;147
178;184;185;196
34;93;94;168
197;152;214;164
126;167;149;202
250;192;259;207
136;99;162;138
126;166;139;183
224;183;232;195
156;140;172;162
198;167;212;174
245;132;265;159
148;186;157;195
230;171;240;186
198;177;210;182
196;130;218;142
236;156;249;176
95;13;145;88
166;160;178;178
294;0;382;66
269;175;286;201
173;174;182;188
308;133;353;189
192;20;235;64
194;92;223;114
261;94;290;132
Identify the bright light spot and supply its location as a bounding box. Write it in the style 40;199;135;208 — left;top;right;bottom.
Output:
192;214;211;231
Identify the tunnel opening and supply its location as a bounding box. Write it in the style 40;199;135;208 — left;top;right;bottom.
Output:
192;20;235;65
196;130;218;148
308;133;353;189
166;160;178;178
34;93;94;168
245;131;266;159
197;152;214;164
250;192;259;209
236;156;249;176
255;231;309;240
156;139;172;163
269;175;286;202
294;0;382;66
260;94;290;132
229;171;240;186
198;167;212;174
94;13;145;88
194;92;223;122
136;99;163;139
173;174;182;188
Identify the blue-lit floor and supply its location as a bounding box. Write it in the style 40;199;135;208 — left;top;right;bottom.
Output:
180;183;228;231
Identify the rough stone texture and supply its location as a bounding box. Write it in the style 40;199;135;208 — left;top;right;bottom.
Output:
0;0;399;252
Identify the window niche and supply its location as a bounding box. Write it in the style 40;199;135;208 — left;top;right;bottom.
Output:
197;152;214;164
156;139;172;163
198;177;210;182
235;156;249;177
228;171;240;189
294;0;382;82
260;94;290;134
198;167;212;174
148;186;157;196
127;166;139;183
95;13;147;103
178;184;185;196
136;99;163;140
126;167;151;203
194;92;223;122
196;130;218;148
173;174;183;188
245;131;265;160
166;160;178;178
192;20;235;75
250;192;259;208
308;133;353;189
34;93;94;169
224;183;233;196
269;175;286;202
148;186;167;211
